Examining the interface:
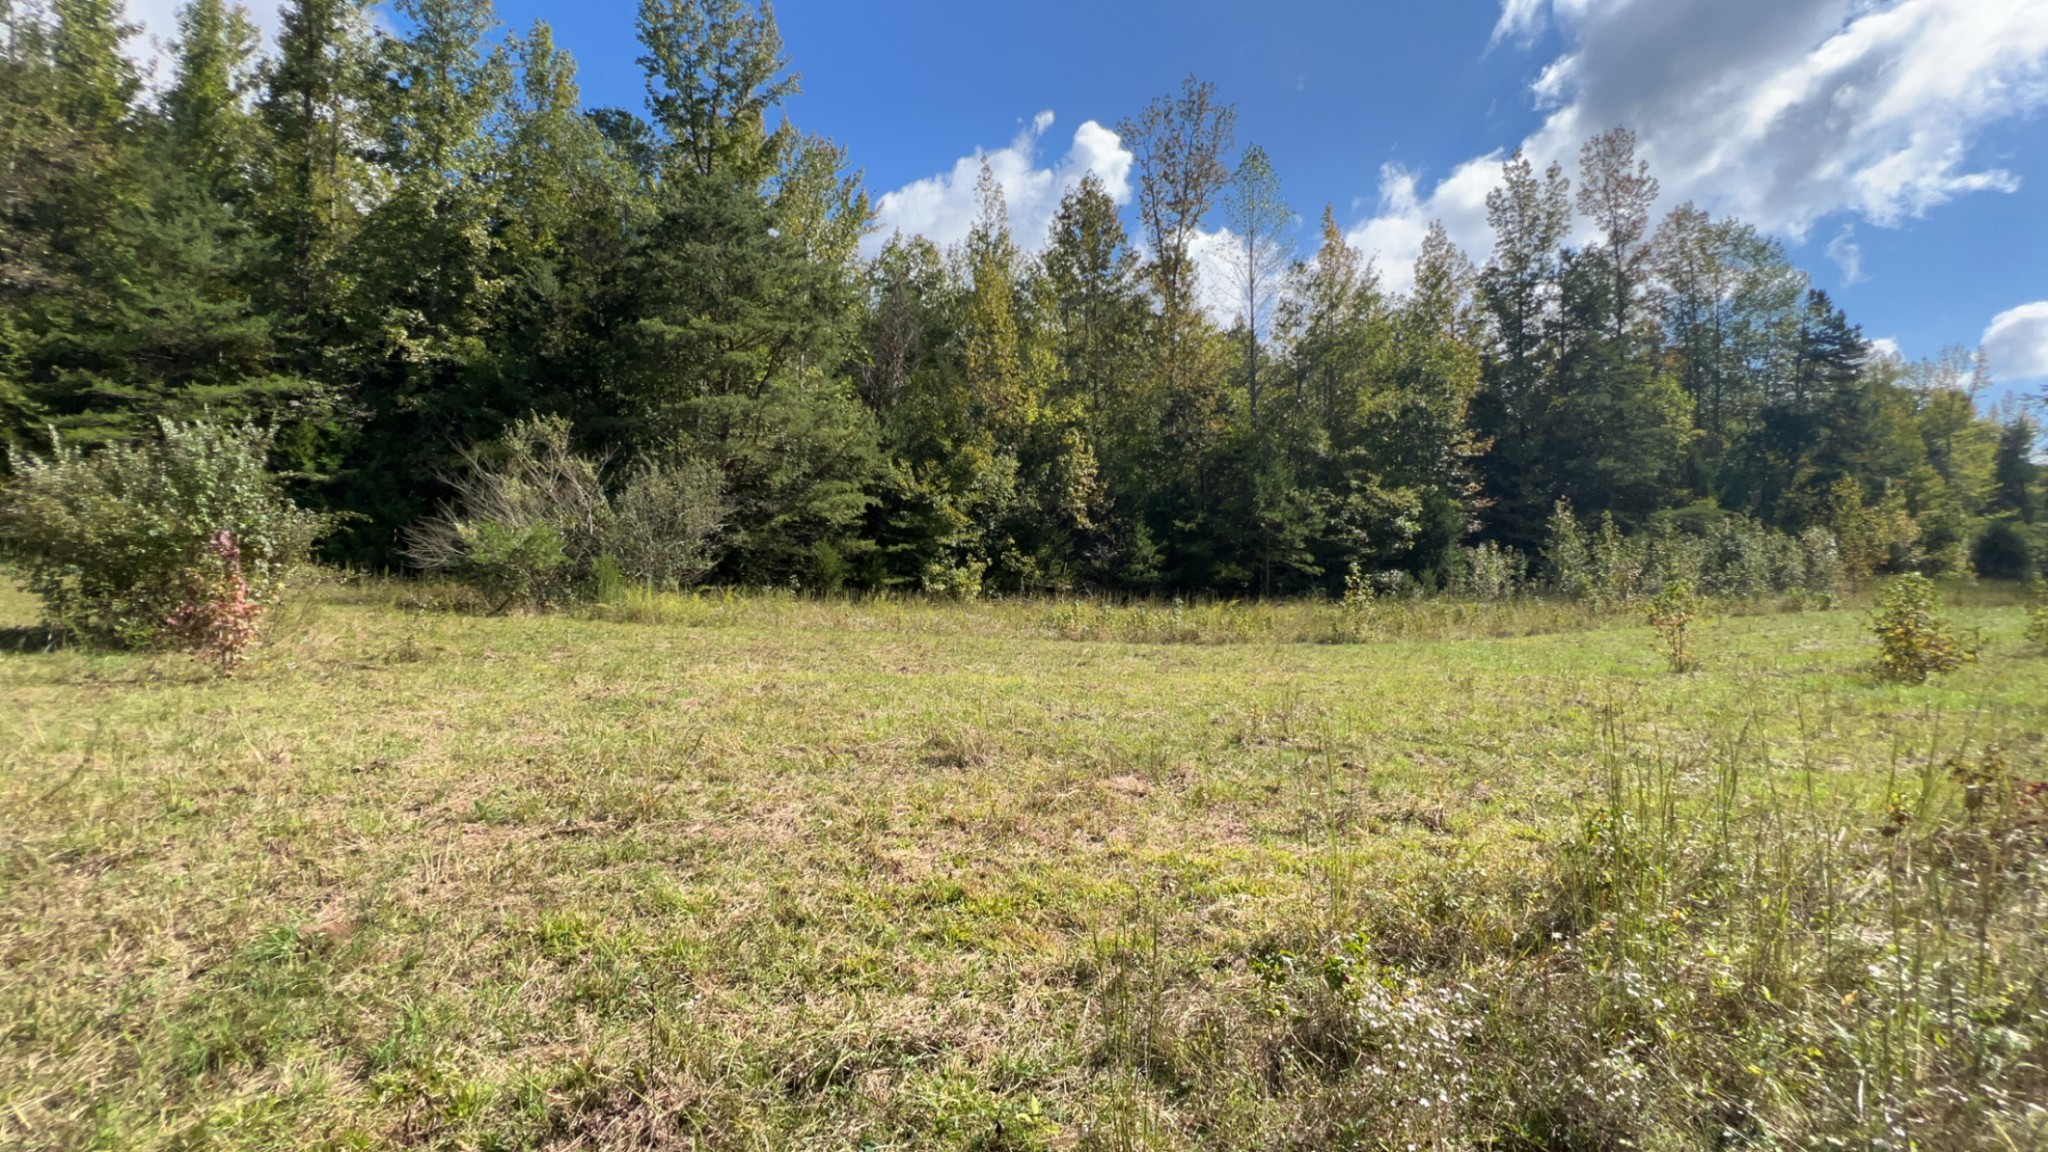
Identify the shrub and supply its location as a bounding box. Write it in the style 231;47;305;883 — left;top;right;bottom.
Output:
1797;527;1845;597
164;531;263;674
404;416;729;612
1543;501;1596;601
1645;579;1701;673
1870;573;1972;684
2026;583;2048;648
609;460;728;592
0;421;327;646
1457;542;1525;600
1970;519;2033;581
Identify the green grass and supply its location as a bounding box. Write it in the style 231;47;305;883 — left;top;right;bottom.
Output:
2;578;2044;1149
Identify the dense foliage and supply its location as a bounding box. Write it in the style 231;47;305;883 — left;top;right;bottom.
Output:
0;0;2038;598
0;419;326;643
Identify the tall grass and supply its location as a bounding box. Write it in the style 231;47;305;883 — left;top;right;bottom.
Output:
1083;704;2048;1148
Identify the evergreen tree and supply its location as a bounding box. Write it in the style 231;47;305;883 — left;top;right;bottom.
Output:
1473;149;1571;548
1040;174;1149;584
1991;411;2038;524
163;0;263;198
253;0;376;366
622;165;879;584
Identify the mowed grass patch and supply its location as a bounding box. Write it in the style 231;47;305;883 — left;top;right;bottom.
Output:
2;580;2044;1149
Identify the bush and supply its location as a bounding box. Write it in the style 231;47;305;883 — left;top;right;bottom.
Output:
1456;542;1525;600
0;421;327;646
1645;580;1701;673
1543;501;1596;601
609;460;728;592
1870;573;1972;684
1543;504;1830;607
404;416;729;612
1970;519;2033;581
164;531;264;674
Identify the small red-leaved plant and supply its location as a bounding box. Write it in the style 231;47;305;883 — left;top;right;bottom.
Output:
165;530;263;675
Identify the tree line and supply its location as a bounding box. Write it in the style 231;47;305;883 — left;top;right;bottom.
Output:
2;0;2038;597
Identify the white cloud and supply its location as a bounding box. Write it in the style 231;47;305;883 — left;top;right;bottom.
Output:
1188;227;1248;326
1490;0;1552;48
868;113;1133;257
1870;336;1902;360
1825;225;1863;284
1349;0;2048;287
1344;156;1505;294
1984;302;2048;382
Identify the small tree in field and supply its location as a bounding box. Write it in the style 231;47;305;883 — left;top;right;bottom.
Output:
2024;582;2048;649
1871;573;1971;684
1646;580;1701;673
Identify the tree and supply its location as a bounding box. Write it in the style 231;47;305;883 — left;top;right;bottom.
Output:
326;0;512;557
1118;75;1235;395
162;0;263;198
1991;411;2039;523
1223;144;1292;419
1651;203;1803;453
1041;174;1149;585
636;0;795;184
254;0;376;358
1473;149;1571;547
1042;173;1142;422
620;169;880;583
1381;222;1486;574
963;162;1025;439
1575;128;1658;341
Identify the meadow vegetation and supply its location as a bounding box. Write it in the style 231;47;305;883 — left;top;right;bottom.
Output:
3;577;2044;1150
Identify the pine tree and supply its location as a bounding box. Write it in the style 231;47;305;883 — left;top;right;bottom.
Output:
1474;149;1571;548
1992;412;2039;524
254;0;376;361
622;158;880;584
163;0;262;198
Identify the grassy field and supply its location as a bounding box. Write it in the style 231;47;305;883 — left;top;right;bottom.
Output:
2;580;2044;1150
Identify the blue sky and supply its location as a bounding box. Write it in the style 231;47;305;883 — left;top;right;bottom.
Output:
128;0;2048;396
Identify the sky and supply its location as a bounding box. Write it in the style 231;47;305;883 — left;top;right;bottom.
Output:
122;0;2048;397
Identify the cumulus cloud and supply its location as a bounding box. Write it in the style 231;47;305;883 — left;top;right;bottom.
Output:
1345;157;1506;294
868;112;1133;257
1350;0;2048;286
1984;302;2048;382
